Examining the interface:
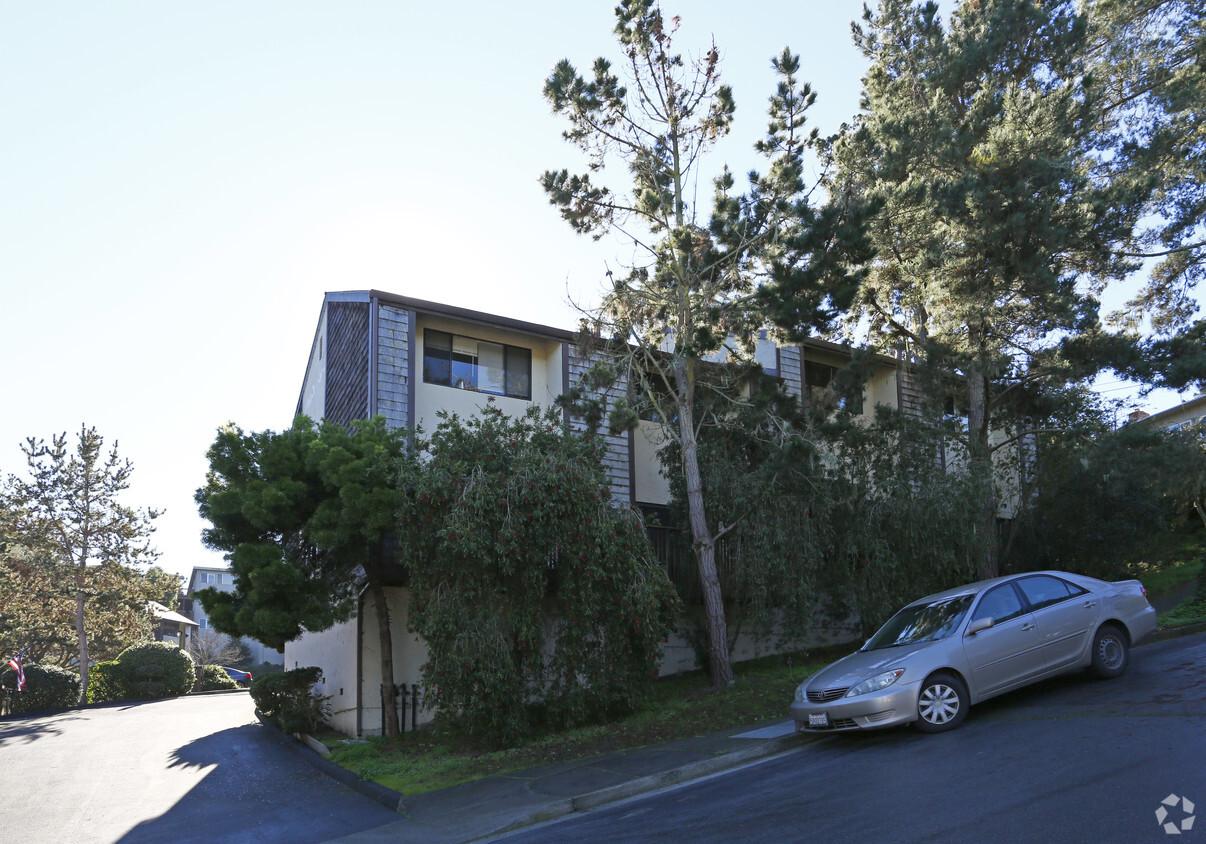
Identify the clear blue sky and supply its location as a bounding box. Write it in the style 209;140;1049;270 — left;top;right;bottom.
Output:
0;2;1181;580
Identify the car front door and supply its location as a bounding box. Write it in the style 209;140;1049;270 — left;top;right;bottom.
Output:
962;583;1044;698
1017;575;1098;671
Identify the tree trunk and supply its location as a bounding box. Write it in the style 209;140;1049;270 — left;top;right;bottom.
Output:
367;581;399;738
965;354;998;580
75;570;89;703
1193;501;1206;533
675;358;734;687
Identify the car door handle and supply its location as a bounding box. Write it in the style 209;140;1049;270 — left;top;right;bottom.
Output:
1083;601;1097;608
1021;623;1035;631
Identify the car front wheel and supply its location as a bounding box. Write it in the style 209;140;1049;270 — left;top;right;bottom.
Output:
1089;624;1128;679
915;672;969;733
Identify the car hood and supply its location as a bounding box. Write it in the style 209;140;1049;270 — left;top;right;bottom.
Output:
807;642;938;690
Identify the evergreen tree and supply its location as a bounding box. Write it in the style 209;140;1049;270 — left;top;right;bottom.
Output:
2;427;160;700
542;1;868;686
812;0;1153;577
1086;0;1206;338
195;416;409;736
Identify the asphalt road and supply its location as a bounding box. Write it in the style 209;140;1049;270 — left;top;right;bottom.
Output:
0;691;398;844
503;633;1206;843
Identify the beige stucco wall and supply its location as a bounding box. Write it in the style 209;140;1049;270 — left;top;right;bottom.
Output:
657;606;863;676
299;305;327;420
359;587;432;737
864;367;898;413
800;349;902;420
633;420;671;505
285;617;359;737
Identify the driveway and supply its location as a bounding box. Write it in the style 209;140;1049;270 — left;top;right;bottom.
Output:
0;691;398;843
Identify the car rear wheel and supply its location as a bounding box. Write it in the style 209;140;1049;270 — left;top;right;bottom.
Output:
915;672;968;733
1089;625;1128;679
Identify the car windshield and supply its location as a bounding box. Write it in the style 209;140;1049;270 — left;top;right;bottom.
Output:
863;595;974;650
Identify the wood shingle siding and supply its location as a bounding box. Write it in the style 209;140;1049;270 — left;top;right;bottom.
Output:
896;364;927;421
376;305;411;430
325;301;371;427
779;345;802;397
567;345;632;504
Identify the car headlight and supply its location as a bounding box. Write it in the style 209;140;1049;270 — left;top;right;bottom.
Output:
846;668;905;698
794;682;808;703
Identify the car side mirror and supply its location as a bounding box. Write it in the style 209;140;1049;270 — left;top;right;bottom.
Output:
966;617;994;636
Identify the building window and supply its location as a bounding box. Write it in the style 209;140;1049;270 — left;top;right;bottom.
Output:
804;361;863;414
423;329;532;400
198;618;209;629
199;572;217;584
635;376;678;424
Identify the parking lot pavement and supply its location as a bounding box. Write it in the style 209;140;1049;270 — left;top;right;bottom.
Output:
0;691;399;844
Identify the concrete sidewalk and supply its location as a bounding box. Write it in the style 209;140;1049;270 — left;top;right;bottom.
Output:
316;717;809;844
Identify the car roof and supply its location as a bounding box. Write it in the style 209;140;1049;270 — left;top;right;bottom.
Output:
906;570;1094;607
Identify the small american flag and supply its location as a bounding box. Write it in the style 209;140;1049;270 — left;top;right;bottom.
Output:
6;647;26;692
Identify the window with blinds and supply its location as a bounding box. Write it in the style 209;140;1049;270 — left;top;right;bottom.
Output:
423;329;532;400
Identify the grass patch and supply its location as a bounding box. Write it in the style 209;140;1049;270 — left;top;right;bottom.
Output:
327;647;849;796
1127;534;1203;598
1158;598;1206;630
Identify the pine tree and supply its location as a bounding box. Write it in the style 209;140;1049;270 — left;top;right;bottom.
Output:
542;1;867;685
3;427;160;700
819;0;1153;577
195;416;408;736
1086;0;1206;337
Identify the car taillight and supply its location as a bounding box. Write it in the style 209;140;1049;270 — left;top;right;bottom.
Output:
1141;585;1148;600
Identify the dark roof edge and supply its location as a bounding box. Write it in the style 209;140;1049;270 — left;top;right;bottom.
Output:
800;336;900;368
366;289;576;342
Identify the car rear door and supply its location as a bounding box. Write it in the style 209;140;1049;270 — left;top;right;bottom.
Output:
962;582;1044;698
1016;575;1097;671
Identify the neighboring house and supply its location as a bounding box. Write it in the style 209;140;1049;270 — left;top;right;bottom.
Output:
149;600;198;648
286;290;927;737
1130;395;1206;432
185;566;285;666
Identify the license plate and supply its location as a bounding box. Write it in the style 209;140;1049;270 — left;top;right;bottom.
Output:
808;712;830;729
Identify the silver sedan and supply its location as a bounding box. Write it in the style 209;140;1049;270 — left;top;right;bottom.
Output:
790;570;1157;733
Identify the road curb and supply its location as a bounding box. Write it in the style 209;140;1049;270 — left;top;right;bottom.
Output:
571;731;809;811
1145;622;1206;644
490;730;813;837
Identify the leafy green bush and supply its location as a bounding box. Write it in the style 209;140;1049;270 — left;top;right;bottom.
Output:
1;663;81;713
195;665;239;691
116;641;195;698
407;404;678;743
250;666;328;734
86;660;129;704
